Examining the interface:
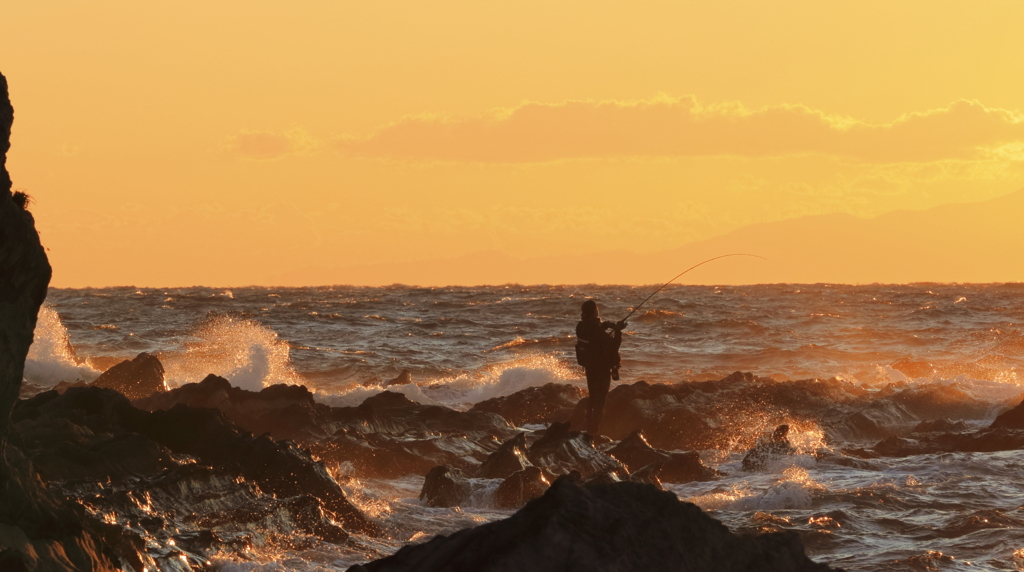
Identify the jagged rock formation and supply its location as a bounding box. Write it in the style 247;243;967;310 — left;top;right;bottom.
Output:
0;71;134;571
355;478;840;572
0;70;51;477
14;386;378;536
139;379;518;478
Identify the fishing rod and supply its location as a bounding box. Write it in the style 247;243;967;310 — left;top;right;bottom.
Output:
619;253;766;323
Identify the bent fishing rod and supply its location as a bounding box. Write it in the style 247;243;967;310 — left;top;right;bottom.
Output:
619;253;766;323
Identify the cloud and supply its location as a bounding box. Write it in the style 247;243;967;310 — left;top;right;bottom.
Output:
332;96;1024;163
223;129;315;160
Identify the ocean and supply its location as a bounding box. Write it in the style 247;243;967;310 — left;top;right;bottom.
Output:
23;283;1024;571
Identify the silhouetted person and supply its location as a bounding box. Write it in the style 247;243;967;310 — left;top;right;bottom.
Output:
575;300;625;440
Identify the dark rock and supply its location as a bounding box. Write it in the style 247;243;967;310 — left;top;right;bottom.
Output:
356;478;839;572
313;430;495;479
494;466;550;509
477;432;530;479
742;425;798;472
887;382;991;420
420;466;472;508
607;430;720;483
990;399;1024;430
134;374;327;442
625;462;664;489
647;405;717;451
471;383;585;427
0;71;137;572
661;451;722;483
91;352;165;400
385;369;413;386
913;418;969;433
13;386;379;537
527;422;625;478
872;435;935;457
821;400;917;442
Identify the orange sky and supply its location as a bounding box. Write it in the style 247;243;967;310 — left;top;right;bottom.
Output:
3;1;1023;287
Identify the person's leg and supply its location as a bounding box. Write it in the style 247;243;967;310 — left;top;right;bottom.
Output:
586;368;611;437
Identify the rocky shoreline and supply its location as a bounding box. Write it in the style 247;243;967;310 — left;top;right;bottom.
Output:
10;344;1024;569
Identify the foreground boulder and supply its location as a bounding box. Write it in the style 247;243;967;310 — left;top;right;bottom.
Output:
13;386;379;538
607;430;721;483
353;478;839;572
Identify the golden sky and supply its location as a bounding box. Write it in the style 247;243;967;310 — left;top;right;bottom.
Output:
3;1;1024;287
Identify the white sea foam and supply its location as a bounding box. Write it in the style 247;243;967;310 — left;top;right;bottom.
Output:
24;304;99;386
686;467;821;511
421;355;582;408
317;382;441;408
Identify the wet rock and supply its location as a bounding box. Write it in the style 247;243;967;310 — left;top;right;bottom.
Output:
990;398;1024;430
886;382;991;420
92;352;166;400
355;478;839;572
913;418;969;434
872;435;937;457
12;386;380;537
821;400;917;442
494;466;550;509
646;406;716;452
742;425;798;472
332;390;515;438
419;466;471;508
471;383;585;427
313;429;494;479
477;432;530;479
385;369;412;386
626;462;663;489
134;374;327;442
527;422;625;478
607;430;720;483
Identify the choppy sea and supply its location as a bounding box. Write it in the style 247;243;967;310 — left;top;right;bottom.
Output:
24;283;1024;571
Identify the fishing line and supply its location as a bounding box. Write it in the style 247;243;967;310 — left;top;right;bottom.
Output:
620;253;766;323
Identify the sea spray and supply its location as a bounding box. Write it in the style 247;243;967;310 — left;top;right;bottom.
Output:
24;304;100;386
162;314;300;390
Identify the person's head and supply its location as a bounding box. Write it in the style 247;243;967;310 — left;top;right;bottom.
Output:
581;299;599;319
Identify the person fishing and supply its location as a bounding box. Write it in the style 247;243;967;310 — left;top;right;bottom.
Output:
575;300;626;441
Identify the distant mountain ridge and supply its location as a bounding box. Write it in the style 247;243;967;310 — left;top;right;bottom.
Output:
280;188;1024;286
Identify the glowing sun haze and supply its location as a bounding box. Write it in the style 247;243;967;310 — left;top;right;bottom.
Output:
3;1;1023;287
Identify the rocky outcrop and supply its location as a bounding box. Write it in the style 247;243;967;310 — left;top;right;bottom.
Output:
0;70;52;477
90;352;166;400
0;71;131;572
354;478;839;572
13;386;379;538
493;466;550;509
471;382;585;427
607;430;721;483
477;432;530;479
525;421;625;479
135;373;327;442
419;466;472;508
989;398;1024;430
